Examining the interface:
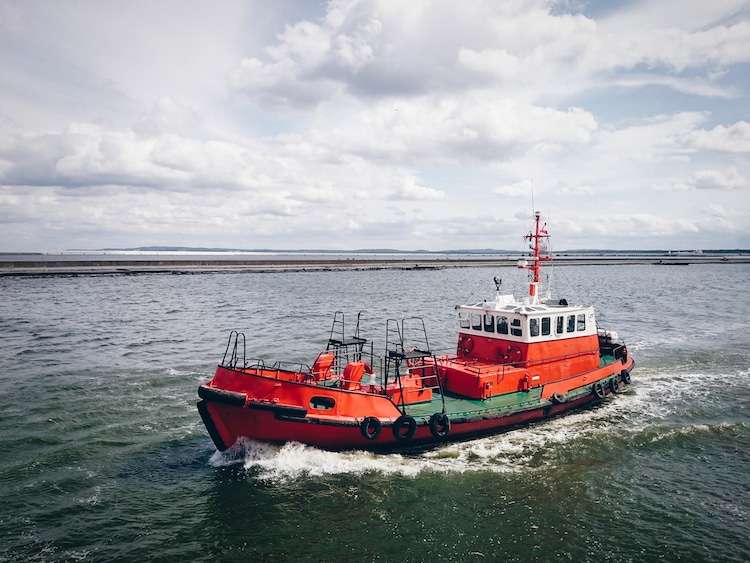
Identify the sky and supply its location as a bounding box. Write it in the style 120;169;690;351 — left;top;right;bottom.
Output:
1;0;749;252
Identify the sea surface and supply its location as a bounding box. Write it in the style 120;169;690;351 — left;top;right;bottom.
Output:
1;264;748;562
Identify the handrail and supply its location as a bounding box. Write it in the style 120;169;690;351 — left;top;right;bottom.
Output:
221;331;246;369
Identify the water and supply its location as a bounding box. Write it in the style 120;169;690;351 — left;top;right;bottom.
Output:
1;264;748;562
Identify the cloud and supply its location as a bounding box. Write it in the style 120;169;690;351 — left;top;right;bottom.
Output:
297;95;597;166
653;166;748;191
557;185;595;197
612;74;738;99
0;123;276;192
597;3;750;71
228;56;344;112
704;203;731;218
494;180;532;199
1;0;749;251
134;96;203;138
684;121;750;154
690;167;748;190
228;3;384;111
388;176;444;201
593;112;710;164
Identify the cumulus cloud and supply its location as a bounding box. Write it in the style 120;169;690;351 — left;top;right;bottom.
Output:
691;167;748;190
298;95;597;166
653;166;748;191
388;176;444;201
684;121;750;154
228;3;384;111
494;180;532;199
0;123;277;193
228;0;750;112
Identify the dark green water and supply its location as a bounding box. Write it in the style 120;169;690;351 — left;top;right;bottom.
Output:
1;265;748;562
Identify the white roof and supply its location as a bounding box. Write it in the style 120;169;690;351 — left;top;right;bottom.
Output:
459;293;592;317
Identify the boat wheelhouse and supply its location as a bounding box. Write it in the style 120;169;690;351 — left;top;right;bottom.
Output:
443;297;602;399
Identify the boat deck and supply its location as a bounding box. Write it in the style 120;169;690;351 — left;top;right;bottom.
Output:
405;388;543;419
398;354;622;419
306;353;623;421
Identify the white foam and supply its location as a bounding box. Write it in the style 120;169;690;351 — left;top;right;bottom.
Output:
75;486;102;506
205;366;750;483
207;407;625;483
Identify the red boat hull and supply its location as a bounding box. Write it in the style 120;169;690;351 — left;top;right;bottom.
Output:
197;356;634;451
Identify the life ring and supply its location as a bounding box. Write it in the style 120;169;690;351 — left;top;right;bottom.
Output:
360;416;382;440
392;415;417;441
458;335;474;355
621;369;631;384
592;382;605;399
609;377;620;394
429;413;451;439
551;392;566;404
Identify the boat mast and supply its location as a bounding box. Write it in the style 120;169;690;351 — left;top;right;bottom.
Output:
518;211;552;301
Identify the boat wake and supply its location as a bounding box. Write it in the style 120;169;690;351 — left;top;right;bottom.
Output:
206;401;635;482
206;362;749;483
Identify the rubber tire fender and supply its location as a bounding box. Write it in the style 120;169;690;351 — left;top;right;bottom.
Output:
593;382;605;399
609;377;620;394
428;413;451;439
551;392;566;404
621;369;631;384
392;415;417;442
360;416;382;440
198;385;247;407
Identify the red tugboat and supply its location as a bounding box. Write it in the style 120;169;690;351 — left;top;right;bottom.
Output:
198;212;634;451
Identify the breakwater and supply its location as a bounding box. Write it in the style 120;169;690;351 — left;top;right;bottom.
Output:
1;253;748;276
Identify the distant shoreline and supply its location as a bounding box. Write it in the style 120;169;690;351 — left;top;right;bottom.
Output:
1;254;748;277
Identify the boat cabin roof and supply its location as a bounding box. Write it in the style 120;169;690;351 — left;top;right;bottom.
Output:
456;294;597;343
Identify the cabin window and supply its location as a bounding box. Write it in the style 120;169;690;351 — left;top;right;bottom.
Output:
511;318;522;337
309;396;335;410
542;317;551;336
497;316;509;334
567;315;576;333
484;314;495;333
530;318;539;337
458;311;470;329
577;314;586;331
556;316;564;334
471;313;482;331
